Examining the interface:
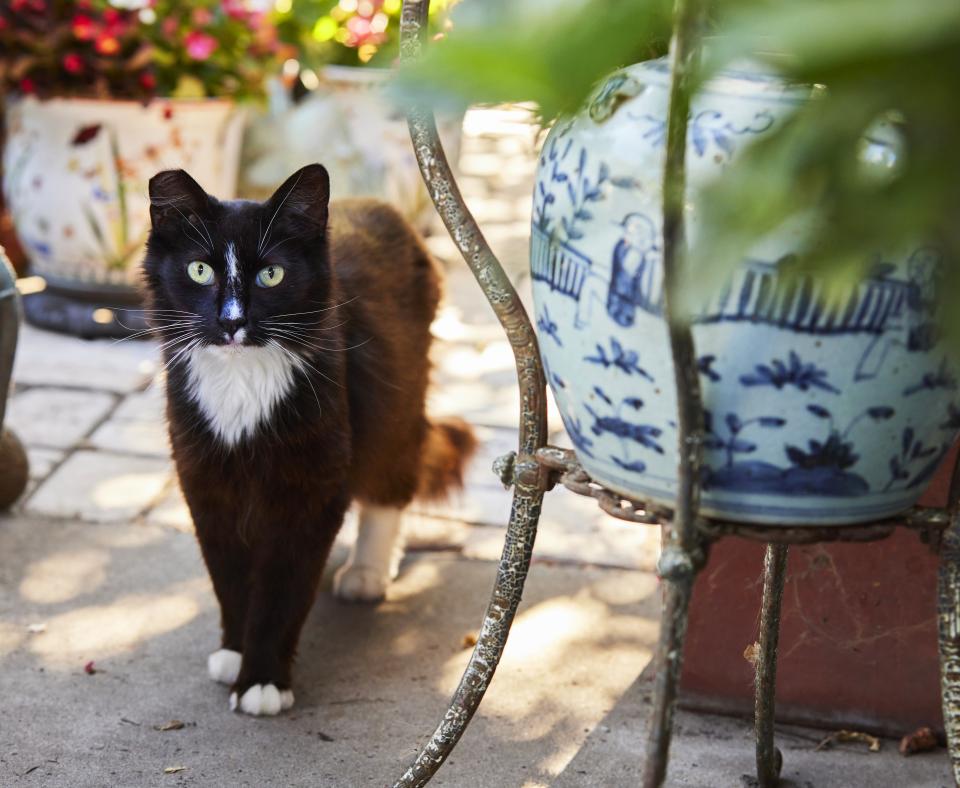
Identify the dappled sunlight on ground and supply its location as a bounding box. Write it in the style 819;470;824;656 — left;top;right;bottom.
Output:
26;587;203;669
19;547;110;605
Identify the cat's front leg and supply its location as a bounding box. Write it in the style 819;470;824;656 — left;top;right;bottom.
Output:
193;514;252;687
231;512;342;716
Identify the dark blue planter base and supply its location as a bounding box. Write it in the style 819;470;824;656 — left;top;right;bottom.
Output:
23;288;149;340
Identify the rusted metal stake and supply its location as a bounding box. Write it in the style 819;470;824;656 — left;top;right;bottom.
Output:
938;456;960;787
754;544;788;786
394;2;549;786
641;0;708;784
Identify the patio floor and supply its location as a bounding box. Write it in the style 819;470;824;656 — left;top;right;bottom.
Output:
0;107;951;786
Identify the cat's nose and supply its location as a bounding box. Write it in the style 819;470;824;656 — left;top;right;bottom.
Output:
218;314;247;336
219;297;246;336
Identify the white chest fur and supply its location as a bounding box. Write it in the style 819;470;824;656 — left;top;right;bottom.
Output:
186;344;302;446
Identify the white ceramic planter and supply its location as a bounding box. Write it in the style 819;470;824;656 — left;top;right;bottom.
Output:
241;66;463;232
2;97;245;289
531;59;960;525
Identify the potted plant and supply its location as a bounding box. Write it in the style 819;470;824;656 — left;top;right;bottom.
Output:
397;0;960;732
240;0;461;231
0;0;286;337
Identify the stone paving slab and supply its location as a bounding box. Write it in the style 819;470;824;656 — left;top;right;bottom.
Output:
25;450;170;524
111;384;167;423
13;324;159;394
6;387;116;450
87;417;170;458
25;447;65;481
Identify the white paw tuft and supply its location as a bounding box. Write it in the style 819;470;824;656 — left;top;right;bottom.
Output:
208;648;242;685
333;563;390;602
230;683;294;716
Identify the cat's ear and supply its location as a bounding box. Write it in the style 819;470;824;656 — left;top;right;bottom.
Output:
148;169;213;229
265;164;330;233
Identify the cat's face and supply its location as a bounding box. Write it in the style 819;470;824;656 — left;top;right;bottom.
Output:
142;164;331;351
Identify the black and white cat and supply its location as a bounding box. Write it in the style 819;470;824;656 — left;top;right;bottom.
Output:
143;164;475;716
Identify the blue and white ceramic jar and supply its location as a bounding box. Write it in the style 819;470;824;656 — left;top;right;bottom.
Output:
531;58;960;525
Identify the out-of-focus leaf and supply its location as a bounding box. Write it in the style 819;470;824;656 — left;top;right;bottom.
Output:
393;0;671;120
685;1;960;344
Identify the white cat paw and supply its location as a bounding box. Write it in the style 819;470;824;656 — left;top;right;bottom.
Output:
333;563;389;602
207;648;242;685
229;684;295;716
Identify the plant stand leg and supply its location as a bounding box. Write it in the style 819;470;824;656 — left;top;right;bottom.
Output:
940;509;960;786
755;543;788;787
643;568;696;788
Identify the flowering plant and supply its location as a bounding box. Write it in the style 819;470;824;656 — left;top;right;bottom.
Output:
0;0;290;101
273;0;457;69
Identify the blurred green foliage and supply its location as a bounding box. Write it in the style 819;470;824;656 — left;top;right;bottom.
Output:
397;0;960;336
395;0;672;118
273;0;457;69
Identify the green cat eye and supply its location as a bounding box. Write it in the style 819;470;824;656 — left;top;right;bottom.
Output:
256;265;285;288
187;261;214;286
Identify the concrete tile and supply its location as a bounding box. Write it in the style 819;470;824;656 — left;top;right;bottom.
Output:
143;481;193;534
13;325;159;393
403;512;471;552
87;418;170;458
25;450;170;523
111;385;166;423
25;447;65;481
6;388;116;450
461;487;661;572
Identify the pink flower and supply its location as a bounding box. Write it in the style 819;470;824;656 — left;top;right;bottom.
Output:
191;8;213;26
185;31;217;61
222;0;248;21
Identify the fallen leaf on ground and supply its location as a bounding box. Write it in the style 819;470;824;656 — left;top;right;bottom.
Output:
899;726;938;756
743;642;760;665
26;623;47;634
84;661;96;675
163;766;186;774
816;730;881;753
154;720;185;731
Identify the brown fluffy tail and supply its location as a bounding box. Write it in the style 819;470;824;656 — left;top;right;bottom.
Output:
416;417;478;501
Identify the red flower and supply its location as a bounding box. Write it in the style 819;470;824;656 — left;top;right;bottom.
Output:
62;52;84;74
163;105;174;120
184;31;217;61
95;35;120;56
72;13;96;41
103;8;120;25
19;77;36;94
139;72;157;91
161;17;178;37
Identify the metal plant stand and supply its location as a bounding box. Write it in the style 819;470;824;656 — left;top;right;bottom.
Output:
0;248;29;509
395;2;960;786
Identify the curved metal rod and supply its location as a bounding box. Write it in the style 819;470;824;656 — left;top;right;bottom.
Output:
394;3;549;786
0;251;21;429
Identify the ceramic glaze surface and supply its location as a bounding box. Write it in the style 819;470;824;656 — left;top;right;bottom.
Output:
531;58;960;524
2;98;245;286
